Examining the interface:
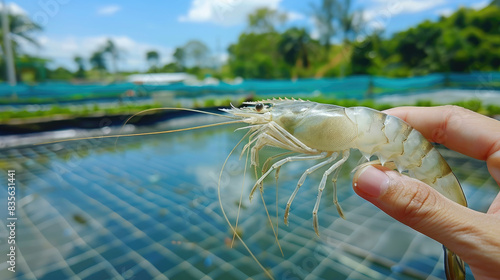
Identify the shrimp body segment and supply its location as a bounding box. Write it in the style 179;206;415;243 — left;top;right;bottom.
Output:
222;99;467;280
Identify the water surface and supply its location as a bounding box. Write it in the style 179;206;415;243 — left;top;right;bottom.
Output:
0;120;496;280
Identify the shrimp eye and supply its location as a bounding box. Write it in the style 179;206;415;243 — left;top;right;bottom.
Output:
255;103;264;112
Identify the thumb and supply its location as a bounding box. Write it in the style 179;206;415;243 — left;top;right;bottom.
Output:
352;165;476;256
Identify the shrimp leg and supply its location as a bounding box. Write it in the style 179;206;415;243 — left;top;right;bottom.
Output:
250;133;298;167
262;151;295;174
266;121;319;153
250;153;329;201
313;150;350;236
249;133;294;194
331;160;345;219
284;152;338;225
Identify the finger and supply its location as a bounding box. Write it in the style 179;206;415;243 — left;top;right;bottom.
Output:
487;150;500;188
352;165;500;279
487;150;500;215
384;106;500;162
352;165;482;258
488;192;500;215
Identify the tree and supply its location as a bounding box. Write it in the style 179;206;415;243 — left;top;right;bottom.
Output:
146;50;159;71
73;56;86;78
279;28;312;77
349;5;500;76
350;31;382;75
247;8;287;33
183;40;210;67
336;0;364;76
48;66;73;80
226;8;298;79
338;0;364;43
311;0;337;53
102;39;120;74
173;47;185;68
0;9;42;55
160;62;182;73
89;50;106;74
228;32;289;79
1;6;42;82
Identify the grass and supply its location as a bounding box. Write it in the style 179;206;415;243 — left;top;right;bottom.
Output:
1;96;499;124
0;102;163;123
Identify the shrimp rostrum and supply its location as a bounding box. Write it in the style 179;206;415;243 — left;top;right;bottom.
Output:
223;98;467;280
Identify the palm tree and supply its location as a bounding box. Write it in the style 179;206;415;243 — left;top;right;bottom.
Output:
247;8;287;33
336;0;364;76
73;56;86;78
146;50;159;71
1;4;42;83
311;0;337;54
0;9;42;55
338;0;364;43
89;51;106;78
102;39;120;74
183;40;209;67
173;47;185;68
279;28;312;78
312;0;363;53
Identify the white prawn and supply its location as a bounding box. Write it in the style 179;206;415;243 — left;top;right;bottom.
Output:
38;99;468;280
221;98;467;280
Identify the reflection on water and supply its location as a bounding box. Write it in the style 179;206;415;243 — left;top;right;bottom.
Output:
0;121;496;280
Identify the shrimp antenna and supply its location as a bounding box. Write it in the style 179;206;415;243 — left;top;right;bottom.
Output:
35;119;244;145
121;107;239;126
113;107;238;147
218;131;275;280
35;107;242;145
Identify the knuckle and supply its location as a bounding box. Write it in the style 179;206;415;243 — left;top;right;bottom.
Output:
392;179;440;225
442;104;463;112
431;105;470;144
442;104;469;115
402;187;433;217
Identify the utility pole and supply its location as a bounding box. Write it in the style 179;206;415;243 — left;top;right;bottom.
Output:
2;0;17;86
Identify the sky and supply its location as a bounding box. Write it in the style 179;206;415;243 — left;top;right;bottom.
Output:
4;0;491;72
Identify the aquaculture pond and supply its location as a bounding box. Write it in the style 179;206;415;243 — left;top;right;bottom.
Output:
0;117;496;280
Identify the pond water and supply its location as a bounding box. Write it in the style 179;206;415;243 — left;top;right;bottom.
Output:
0;119;496;280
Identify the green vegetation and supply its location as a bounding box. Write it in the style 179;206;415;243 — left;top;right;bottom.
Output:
2;97;499;124
0;11;43;83
351;5;500;76
217;3;500;79
0;102;163;123
202;98;233;108
3;2;499;83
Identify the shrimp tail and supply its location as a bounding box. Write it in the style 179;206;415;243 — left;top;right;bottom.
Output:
348;107;468;280
444;246;466;280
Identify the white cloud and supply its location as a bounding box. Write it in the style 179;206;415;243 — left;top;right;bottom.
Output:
310;29;320;40
308;17;320;40
471;0;489;10
0;2;28;15
97;5;121;16
365;0;446;17
398;0;446;14
361;0;446;31
436;8;453;17
179;0;292;26
23;35;173;71
287;11;305;22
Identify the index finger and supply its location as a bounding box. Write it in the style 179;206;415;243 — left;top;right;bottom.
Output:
384;105;500;161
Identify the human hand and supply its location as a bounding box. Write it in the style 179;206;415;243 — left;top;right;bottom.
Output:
352;105;500;280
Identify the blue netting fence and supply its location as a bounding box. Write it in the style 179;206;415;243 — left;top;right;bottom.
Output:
0;72;499;103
